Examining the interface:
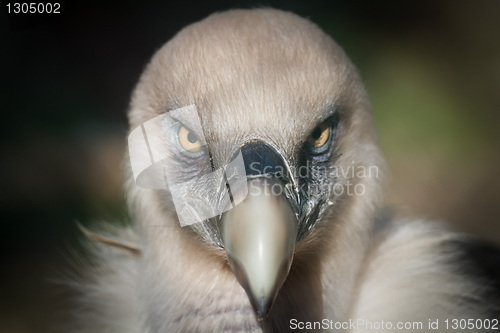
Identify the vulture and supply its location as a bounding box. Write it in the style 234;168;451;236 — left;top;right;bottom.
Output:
74;9;499;333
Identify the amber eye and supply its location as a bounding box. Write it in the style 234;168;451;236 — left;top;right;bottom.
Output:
177;125;202;154
306;121;331;155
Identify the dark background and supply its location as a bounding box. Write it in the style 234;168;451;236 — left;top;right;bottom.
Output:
1;1;500;332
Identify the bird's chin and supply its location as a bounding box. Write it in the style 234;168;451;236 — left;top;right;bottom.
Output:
171;303;263;332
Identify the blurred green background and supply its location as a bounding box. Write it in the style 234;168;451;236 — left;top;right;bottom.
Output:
1;0;499;332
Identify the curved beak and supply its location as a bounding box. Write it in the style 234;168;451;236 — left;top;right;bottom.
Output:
221;176;298;320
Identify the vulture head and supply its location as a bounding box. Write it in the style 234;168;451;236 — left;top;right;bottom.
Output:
76;8;500;333
124;9;383;330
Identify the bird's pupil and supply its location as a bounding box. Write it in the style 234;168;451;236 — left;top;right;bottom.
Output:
187;132;198;143
311;127;322;140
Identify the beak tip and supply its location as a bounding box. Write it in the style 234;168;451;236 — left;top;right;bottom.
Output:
252;295;273;321
221;177;298;320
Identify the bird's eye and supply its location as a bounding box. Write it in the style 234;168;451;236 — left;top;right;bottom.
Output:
306;121;332;155
177;125;202;155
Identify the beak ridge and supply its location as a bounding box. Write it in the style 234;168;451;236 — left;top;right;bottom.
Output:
221;177;298;319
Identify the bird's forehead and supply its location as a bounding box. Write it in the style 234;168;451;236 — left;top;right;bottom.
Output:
129;10;358;158
195;97;332;158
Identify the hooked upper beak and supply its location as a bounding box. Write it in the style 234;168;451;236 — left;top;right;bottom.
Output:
220;141;298;319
